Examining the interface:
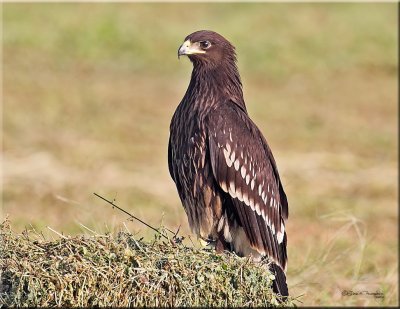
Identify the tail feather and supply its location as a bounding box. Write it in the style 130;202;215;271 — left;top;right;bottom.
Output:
270;263;289;300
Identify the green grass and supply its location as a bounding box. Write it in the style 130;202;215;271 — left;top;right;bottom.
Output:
3;3;398;306
1;220;293;307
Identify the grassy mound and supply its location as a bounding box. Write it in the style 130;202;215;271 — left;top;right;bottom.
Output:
0;220;293;307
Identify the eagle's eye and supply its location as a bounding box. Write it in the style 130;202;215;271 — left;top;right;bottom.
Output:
199;40;211;50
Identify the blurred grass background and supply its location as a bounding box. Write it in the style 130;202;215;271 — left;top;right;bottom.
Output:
2;3;398;306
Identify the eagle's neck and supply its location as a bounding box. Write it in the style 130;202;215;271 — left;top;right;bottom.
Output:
185;60;246;112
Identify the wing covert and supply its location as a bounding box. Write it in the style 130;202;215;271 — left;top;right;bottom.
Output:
207;103;288;270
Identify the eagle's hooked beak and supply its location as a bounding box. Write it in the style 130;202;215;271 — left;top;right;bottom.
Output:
178;40;206;59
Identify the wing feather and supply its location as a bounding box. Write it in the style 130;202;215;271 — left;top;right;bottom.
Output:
207;103;288;270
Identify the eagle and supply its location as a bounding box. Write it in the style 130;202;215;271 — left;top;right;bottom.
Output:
168;30;289;297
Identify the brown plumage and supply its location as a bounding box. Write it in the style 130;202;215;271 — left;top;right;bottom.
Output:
168;30;289;297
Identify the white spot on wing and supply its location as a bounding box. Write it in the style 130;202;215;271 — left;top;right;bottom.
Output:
249;195;255;209
255;203;261;215
234;159;240;171
277;224;285;243
241;166;246;179
246;174;250;185
236;189;243;202
229;182;236;198
243;192;249;206
230;150;235;163
223;148;233;167
250;178;255;190
220;181;228;192
277;231;284;243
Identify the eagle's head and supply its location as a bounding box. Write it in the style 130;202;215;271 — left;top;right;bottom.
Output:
178;30;237;69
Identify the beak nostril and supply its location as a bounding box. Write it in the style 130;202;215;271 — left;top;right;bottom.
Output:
177;39;207;60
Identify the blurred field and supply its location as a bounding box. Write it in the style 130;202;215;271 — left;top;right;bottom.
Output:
2;3;398;306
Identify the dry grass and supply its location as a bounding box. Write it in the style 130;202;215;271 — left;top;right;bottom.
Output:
2;3;398;306
0;219;294;307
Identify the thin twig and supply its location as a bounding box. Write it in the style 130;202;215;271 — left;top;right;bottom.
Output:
47;226;68;239
188;235;195;247
174;225;181;239
77;221;103;237
93;192;171;240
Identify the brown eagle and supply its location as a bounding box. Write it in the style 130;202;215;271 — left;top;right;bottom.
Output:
168;30;289;297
